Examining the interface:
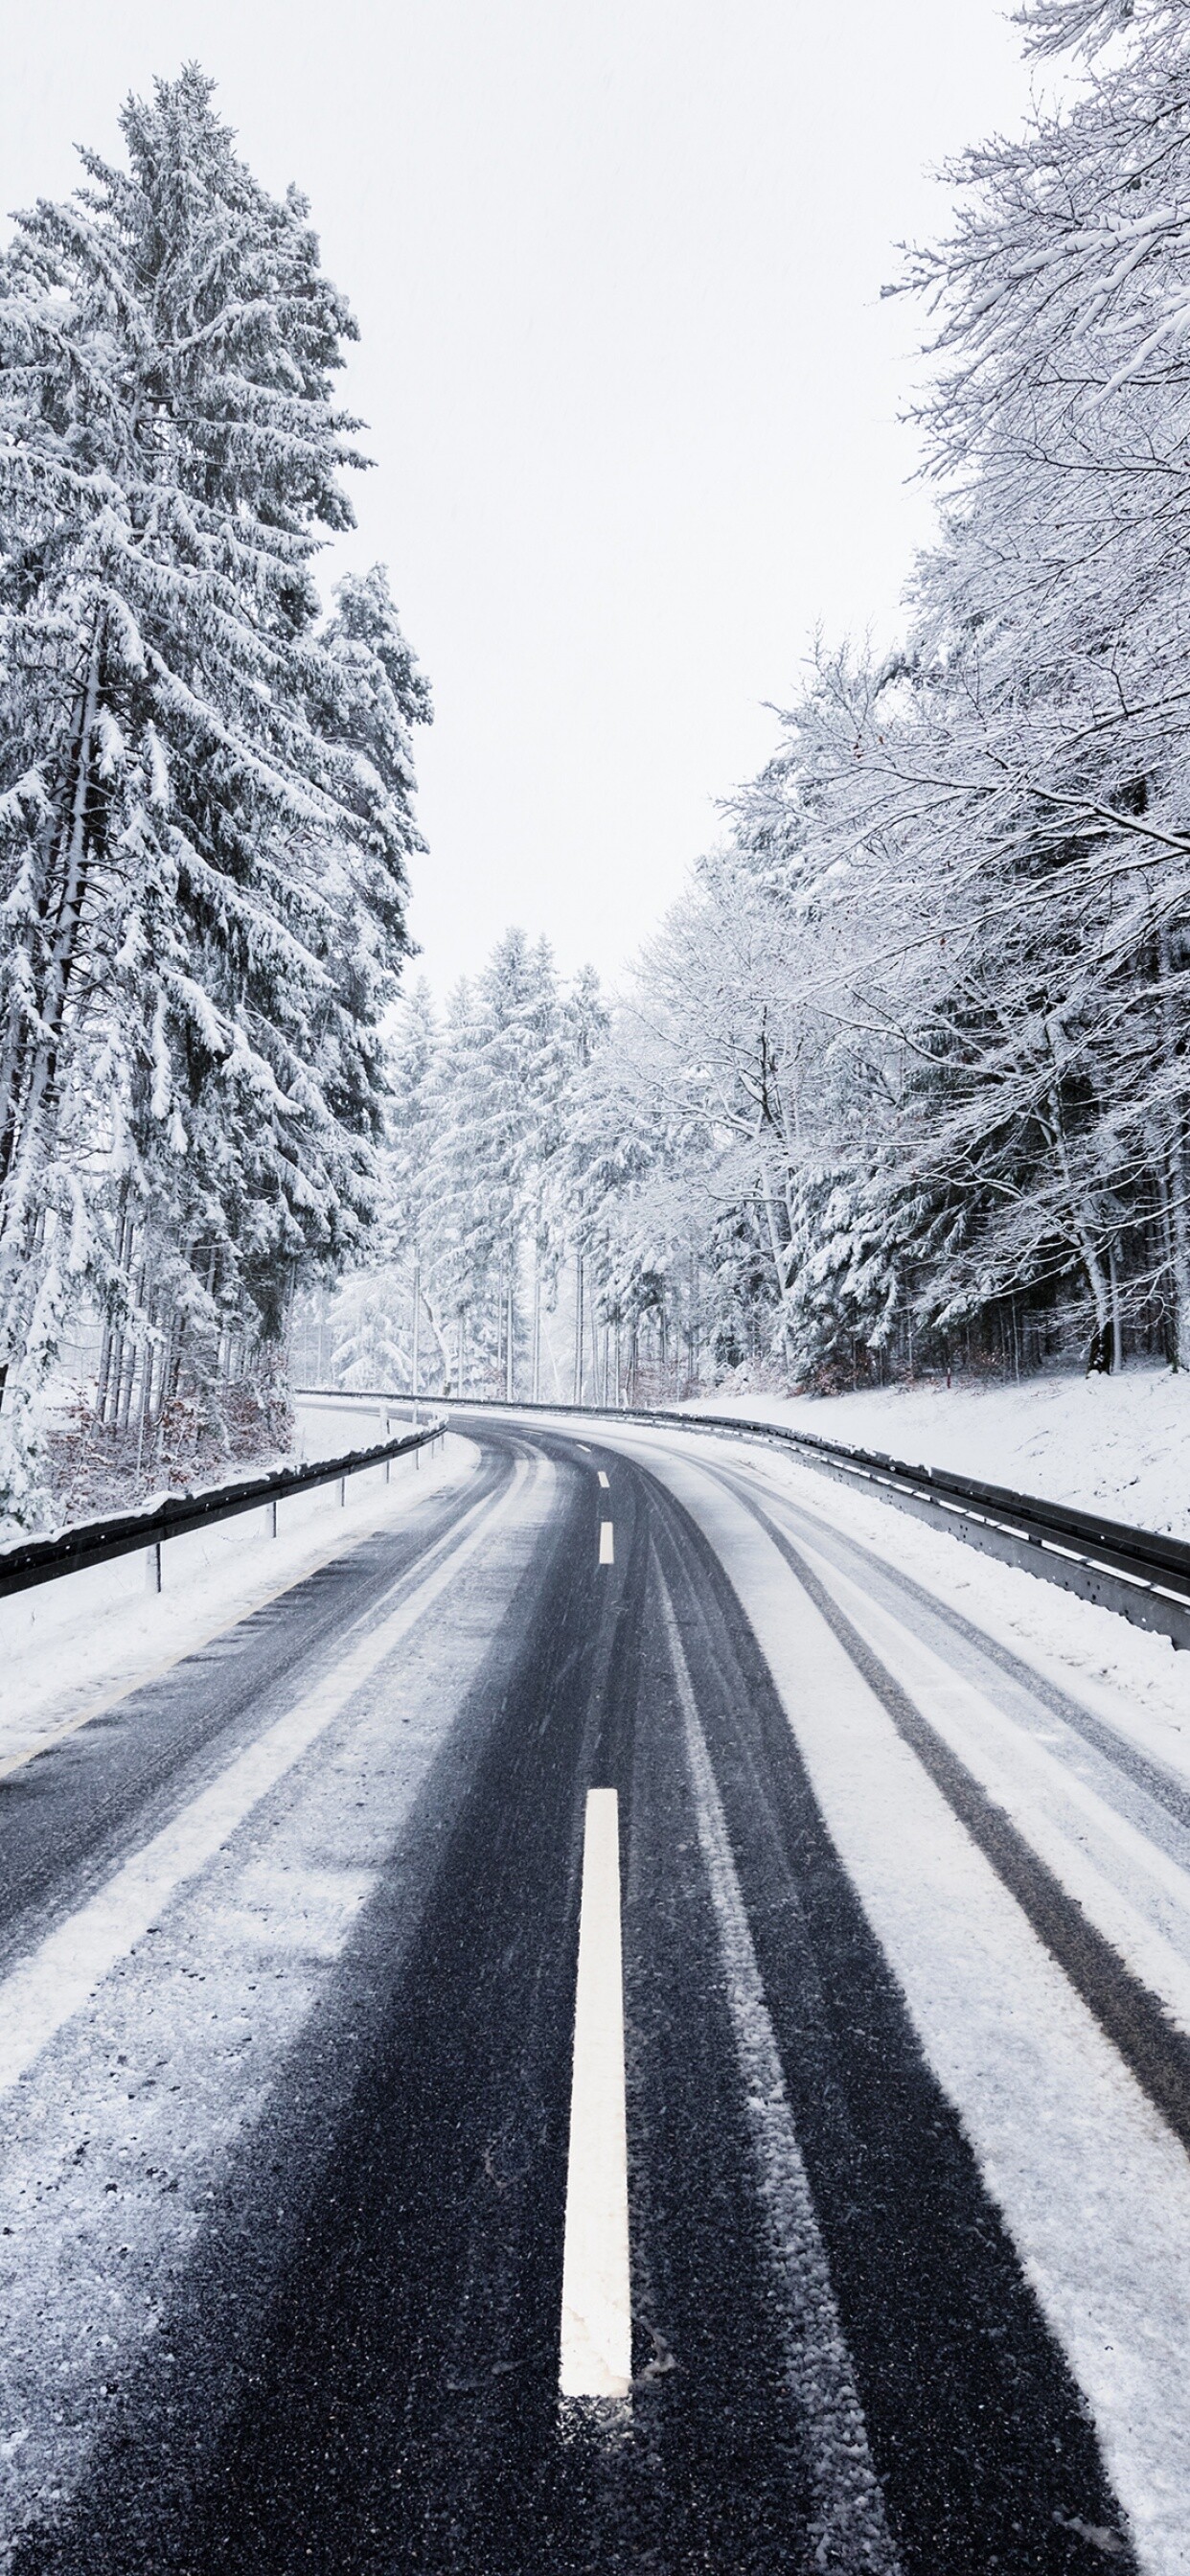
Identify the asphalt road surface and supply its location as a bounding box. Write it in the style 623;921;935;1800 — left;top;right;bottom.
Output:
2;1413;1188;2574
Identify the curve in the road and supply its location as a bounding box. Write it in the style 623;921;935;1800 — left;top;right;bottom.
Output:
4;1414;1180;2573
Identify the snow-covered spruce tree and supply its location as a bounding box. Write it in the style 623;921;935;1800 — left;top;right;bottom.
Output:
318;938;608;1405
309;975;441;1396
0;70;427;1515
423;932;573;1397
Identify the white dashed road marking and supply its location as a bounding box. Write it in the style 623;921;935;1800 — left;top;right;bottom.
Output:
560;1788;632;2400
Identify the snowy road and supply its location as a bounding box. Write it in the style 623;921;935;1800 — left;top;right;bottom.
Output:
1;1413;1189;2572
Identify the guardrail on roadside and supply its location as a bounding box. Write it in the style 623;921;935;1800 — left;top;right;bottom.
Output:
0;1417;447;1602
307;1385;1190;1656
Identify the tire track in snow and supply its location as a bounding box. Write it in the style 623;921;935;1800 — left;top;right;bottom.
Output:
0;1459;534;2100
729;1456;1190;1840
633;1435;1185;2572
0;1455;556;2568
656;1559;900;2576
739;1479;1190;2160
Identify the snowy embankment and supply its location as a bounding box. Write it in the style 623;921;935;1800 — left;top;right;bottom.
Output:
687;1366;1190;1541
680;1370;1190;1783
0;1404;469;1777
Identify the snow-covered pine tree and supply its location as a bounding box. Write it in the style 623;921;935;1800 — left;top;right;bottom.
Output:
331;938;605;1404
315;975;441;1396
0;70;427;1516
421;933;569;1396
467;930;567;1394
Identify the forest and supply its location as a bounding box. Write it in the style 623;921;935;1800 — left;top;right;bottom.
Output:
5;0;1190;1509
311;0;1190;1409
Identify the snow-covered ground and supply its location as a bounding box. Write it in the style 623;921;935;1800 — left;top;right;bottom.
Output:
3;1399;1190;2566
292;1392;414;1461
7;1375;1188;1834
636;1412;1190;1793
686;1366;1190;1540
630;1431;1190;2570
0;1415;469;1777
0;1448;556;2566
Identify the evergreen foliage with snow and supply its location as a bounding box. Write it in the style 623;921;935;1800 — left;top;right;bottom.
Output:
299;938;613;1402
0;70;427;1516
578;0;1190;1396
333;0;1190;1408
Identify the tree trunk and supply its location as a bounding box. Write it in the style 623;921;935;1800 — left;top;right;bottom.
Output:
758;1148;793;1378
1109;1241;1125;1375
1157;926;1190;1368
572;1254;584;1404
0;627;103;1231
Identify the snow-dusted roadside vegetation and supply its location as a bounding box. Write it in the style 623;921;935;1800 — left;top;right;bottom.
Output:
292;934;613;1404
585;0;1190;1401
310;0;1190;1429
11;0;1190;1518
0;70;426;1526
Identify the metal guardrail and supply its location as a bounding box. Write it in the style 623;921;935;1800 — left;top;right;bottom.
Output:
0;1416;446;1602
362;1386;1189;1655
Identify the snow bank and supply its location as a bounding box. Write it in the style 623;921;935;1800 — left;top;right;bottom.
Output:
0;1422;475;1776
686;1368;1190;1539
0;1453;555;2564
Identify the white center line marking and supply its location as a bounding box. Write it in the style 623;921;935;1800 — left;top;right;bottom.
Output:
597;1471;610;1489
560;1788;632;2399
599;1522;614;1565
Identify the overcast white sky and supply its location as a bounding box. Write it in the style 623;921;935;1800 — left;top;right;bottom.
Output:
2;2;1037;994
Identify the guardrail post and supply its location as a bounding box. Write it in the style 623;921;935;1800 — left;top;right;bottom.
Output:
146;1539;162;1594
269;1499;278;1538
338;1475;346;1506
